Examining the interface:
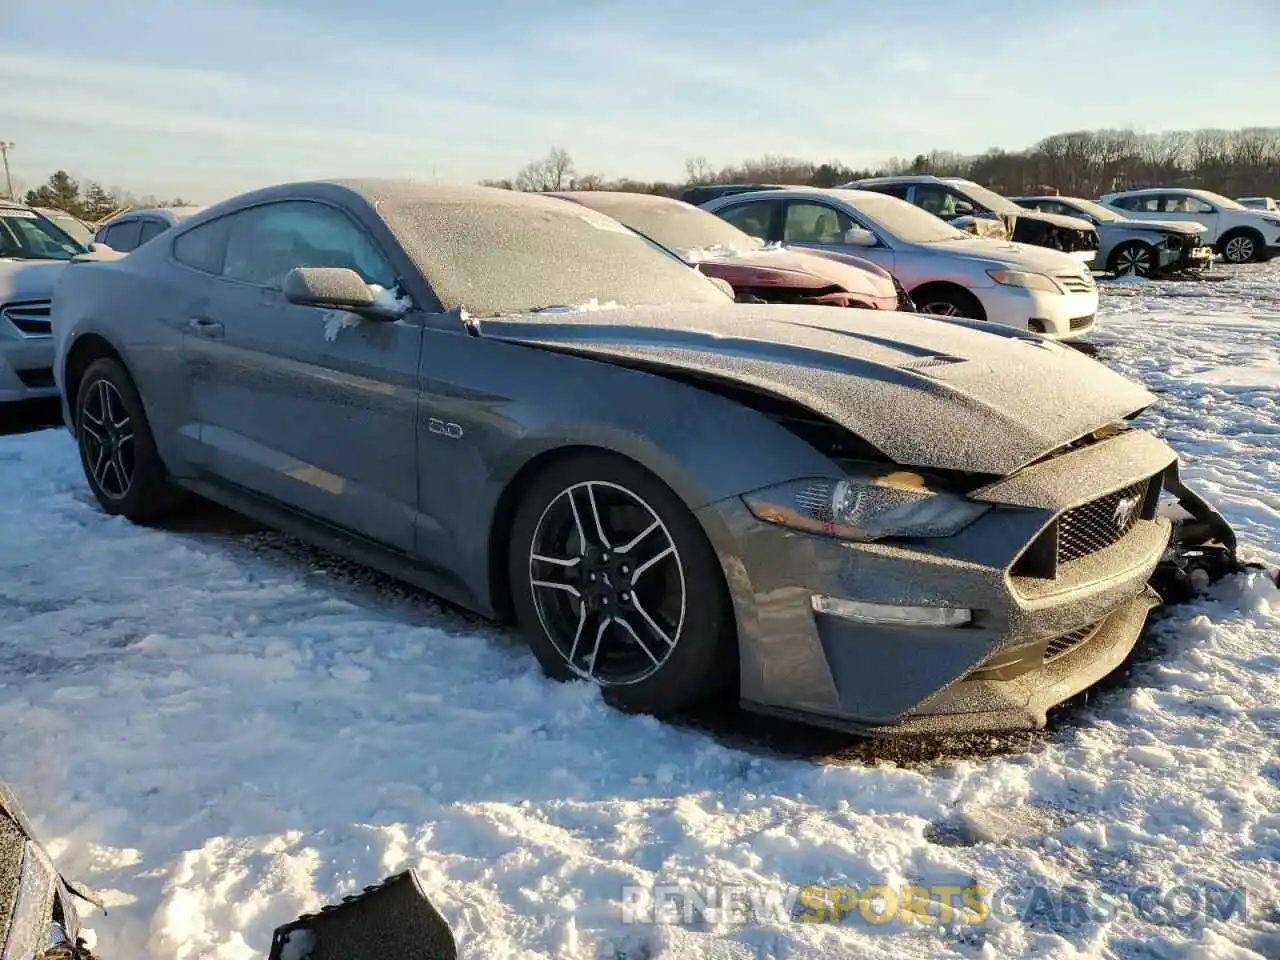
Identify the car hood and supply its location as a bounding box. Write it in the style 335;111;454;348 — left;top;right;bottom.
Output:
918;237;1091;272
1109;218;1205;235
1011;209;1096;232
0;261;67;302
475;303;1154;476
692;247;896;299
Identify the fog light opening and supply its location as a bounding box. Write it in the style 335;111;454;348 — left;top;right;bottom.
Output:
811;596;972;627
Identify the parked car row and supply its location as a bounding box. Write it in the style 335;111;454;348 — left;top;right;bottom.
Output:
685;177;1280;273
39;178;1246;739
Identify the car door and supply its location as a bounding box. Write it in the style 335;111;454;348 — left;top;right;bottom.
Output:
190;199;423;552
777;199;897;274
1159;193;1220;239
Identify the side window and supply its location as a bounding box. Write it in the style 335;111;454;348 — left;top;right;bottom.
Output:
1164;194;1213;214
1133;195;1162;213
912;184;968;217
782;202;854;243
103;219;142;252
220;200;395;290
717;201;776;241
138;219;169;245
173;217;232;275
1109;196;1139;211
872;183;911;199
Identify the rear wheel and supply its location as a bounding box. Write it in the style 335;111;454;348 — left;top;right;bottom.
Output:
1108;240;1156;277
508;452;734;715
75;357;184;521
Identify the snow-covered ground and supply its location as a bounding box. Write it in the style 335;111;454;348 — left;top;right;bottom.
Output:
1;264;1278;960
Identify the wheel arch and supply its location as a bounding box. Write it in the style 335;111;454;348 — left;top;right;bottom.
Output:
909;281;987;321
483;438;727;622
62;332;127;431
1216;226;1265;261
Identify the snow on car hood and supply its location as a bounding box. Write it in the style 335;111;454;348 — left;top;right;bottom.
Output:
923;237;1094;273
689;245;896;300
0;261;67;302
1111;219;1207;236
1013;209;1095;232
476;302;1155;476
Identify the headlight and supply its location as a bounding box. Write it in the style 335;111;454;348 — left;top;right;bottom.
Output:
987;269;1064;294
742;466;991;541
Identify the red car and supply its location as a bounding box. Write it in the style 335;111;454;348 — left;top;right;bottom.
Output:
551;191;912;312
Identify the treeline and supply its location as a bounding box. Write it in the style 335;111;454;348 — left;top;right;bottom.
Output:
21;171;190;223
483;126;1280;200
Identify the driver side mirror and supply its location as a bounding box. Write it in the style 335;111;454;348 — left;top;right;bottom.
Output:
843;227;878;247
952;201;975;216
284;267;391;317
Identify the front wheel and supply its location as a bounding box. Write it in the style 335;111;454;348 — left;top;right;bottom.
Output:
508;452;734;716
75;357;184;521
1109;240;1156;277
915;287;984;320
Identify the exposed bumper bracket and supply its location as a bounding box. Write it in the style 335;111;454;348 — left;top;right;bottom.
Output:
1152;467;1275;602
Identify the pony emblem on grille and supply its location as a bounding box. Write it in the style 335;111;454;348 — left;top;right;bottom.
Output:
1113;494;1141;530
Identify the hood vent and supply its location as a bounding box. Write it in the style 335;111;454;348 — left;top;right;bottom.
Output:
899;354;965;371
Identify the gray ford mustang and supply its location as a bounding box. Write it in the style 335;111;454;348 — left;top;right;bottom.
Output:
48;180;1245;735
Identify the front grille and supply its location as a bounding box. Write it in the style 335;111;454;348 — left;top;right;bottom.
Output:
15;367;54;389
1;299;52;337
1057;478;1151;564
1011;471;1162;579
1044;621;1103;663
1069;314;1094;331
1055;272;1095;294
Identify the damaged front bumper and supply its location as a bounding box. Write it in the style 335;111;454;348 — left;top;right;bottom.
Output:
698;429;1262;736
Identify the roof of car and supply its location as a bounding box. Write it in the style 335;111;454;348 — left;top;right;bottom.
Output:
106;205;206;224
552;190;684;209
1100;187;1214;198
708;186;895;205
844;174;961;186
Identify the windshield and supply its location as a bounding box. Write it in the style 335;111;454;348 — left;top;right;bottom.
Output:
376;188;732;317
950;180;1022;215
1064;199;1125;222
0;209;87;260
838;192;971;244
560;195;763;259
41;211;95;246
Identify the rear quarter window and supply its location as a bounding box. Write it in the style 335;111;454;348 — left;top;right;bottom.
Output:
172;216;231;274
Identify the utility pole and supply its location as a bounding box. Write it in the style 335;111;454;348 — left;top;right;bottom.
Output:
0;142;13;200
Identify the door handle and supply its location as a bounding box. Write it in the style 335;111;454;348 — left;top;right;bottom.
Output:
187;317;224;340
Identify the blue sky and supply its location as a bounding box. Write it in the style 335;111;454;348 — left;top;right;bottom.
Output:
3;0;1277;201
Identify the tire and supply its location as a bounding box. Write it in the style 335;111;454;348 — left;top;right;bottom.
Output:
1218;229;1262;264
1108;240;1156;277
914;286;984;320
507;451;734;716
75;357;185;521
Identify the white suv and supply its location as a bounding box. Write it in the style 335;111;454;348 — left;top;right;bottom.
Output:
1097;188;1280;264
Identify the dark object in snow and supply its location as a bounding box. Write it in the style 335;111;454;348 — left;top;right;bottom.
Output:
268;871;458;960
2;774;459;960
0;779;101;960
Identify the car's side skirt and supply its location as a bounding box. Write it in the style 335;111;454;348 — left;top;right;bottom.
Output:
177;474;496;620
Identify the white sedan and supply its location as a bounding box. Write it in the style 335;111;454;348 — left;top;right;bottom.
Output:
702;187;1099;340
